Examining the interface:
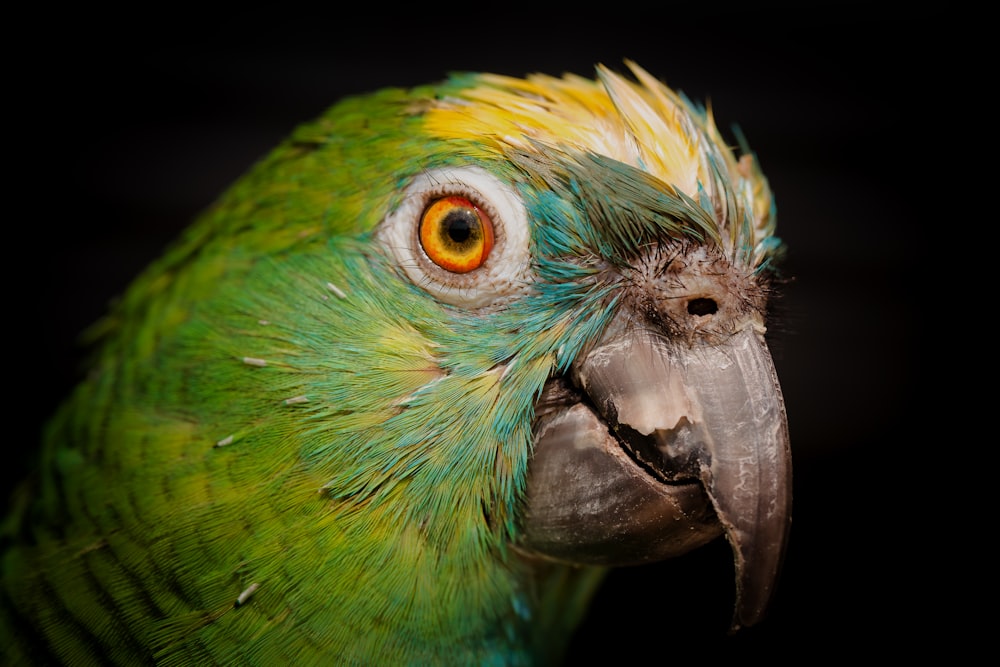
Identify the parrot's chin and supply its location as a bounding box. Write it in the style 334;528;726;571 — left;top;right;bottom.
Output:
516;376;724;566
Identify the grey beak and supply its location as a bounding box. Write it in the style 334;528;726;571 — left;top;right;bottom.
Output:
520;324;792;630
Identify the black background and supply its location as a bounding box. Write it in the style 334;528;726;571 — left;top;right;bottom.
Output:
12;7;961;662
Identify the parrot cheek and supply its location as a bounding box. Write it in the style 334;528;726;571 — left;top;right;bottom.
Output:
518;325;791;631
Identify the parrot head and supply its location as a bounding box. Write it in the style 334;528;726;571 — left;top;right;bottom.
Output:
2;60;790;664
380;61;791;628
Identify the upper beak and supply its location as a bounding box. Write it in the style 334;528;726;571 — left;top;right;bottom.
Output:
518;322;792;630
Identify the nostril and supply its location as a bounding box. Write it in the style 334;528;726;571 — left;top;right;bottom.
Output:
687;297;717;316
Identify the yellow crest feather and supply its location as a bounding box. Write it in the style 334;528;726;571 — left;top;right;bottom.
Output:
425;61;703;199
423;60;778;267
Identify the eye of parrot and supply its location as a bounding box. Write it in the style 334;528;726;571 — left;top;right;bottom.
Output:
379;165;533;308
418;195;495;273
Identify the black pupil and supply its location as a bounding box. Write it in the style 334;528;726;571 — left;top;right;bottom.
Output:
445;211;475;244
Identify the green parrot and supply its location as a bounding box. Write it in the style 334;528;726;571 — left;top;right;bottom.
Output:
1;60;791;665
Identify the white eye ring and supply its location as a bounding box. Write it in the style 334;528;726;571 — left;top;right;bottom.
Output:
377;166;532;309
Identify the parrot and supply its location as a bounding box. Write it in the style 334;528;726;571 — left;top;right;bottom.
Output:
1;60;791;665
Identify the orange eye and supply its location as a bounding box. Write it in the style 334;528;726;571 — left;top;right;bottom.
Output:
418;196;495;273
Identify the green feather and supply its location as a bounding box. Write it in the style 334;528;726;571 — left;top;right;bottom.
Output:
2;63;782;665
